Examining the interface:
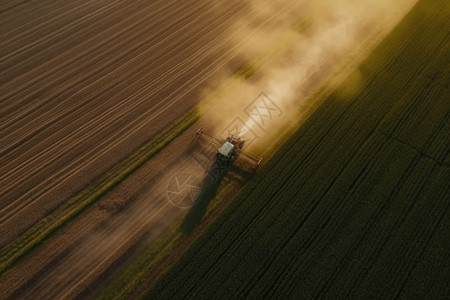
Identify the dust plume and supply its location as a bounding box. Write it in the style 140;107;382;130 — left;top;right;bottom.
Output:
199;0;418;155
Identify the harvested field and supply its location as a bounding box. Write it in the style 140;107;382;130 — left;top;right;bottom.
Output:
145;0;450;298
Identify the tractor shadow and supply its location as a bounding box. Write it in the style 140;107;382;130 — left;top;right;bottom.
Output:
180;159;228;235
181;133;258;235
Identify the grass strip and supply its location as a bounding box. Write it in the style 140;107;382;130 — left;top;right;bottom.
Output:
0;109;199;277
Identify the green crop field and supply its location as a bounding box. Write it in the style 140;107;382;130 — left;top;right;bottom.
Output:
144;1;449;299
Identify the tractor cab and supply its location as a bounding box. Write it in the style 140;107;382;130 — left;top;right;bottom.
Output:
194;128;262;170
216;135;246;162
217;141;235;161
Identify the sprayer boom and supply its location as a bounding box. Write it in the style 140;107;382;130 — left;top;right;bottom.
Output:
194;128;262;170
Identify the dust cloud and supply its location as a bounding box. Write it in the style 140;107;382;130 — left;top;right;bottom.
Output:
199;0;418;155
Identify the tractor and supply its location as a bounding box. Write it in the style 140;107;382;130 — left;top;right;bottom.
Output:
193;128;262;171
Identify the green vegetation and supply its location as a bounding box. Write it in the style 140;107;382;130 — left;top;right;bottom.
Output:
292;19;312;34
0;109;199;277
237;62;256;79
143;1;450;298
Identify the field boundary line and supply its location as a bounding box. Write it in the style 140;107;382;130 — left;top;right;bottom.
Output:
0;109;199;278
